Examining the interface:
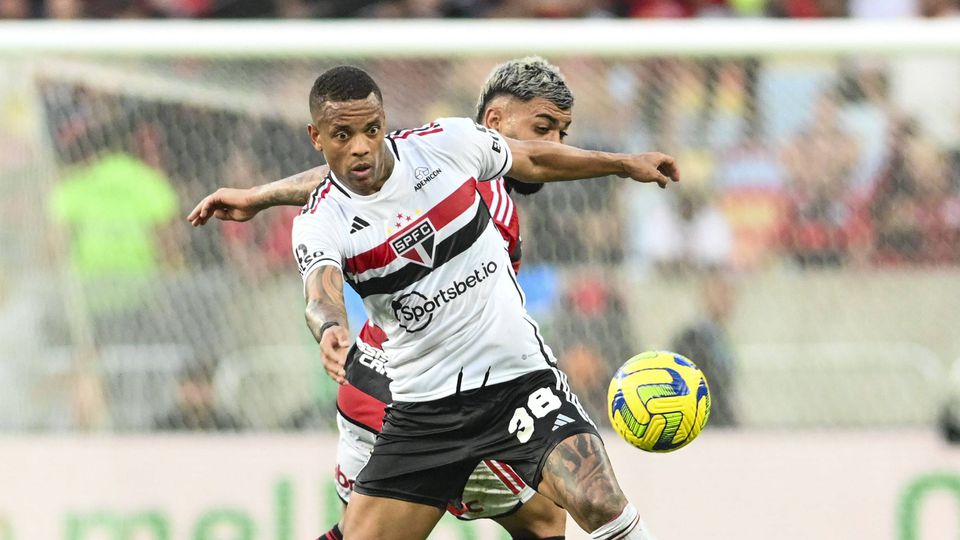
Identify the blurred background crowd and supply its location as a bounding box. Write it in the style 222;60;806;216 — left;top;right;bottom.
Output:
1;11;958;436
1;0;959;19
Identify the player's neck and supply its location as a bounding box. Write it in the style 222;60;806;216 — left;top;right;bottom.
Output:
340;145;395;197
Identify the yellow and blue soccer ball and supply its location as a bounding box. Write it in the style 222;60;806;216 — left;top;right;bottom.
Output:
608;351;711;452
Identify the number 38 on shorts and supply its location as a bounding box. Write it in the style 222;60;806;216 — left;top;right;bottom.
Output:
508;387;563;443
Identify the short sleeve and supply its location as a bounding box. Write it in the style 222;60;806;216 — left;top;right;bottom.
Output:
438;117;513;182
291;214;343;287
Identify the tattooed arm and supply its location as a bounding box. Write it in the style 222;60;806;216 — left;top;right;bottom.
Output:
187;164;330;226
304;265;351;385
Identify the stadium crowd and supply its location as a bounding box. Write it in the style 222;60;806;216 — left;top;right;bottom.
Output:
0;0;959;19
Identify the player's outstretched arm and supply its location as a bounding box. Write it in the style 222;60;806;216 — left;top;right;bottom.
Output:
186;164;330;226
505;138;680;189
304;265;350;385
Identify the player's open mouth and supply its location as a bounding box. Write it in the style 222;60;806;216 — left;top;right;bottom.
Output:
351;163;373;178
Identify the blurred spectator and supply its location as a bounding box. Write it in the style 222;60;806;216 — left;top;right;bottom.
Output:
670;272;738;426
632;151;734;276
779;90;870;267
919;0;960;16
48;134;181;342
834;60;895;188
870;119;960;265
154;361;246;431
367;0;451;17
490;0;614;17
140;0;276;17
0;0;29;17
618;0;732;17
766;0;847;17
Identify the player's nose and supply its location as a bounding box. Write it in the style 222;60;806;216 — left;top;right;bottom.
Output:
350;138;372;157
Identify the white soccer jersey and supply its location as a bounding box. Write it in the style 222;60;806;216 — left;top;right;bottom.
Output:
292;117;558;402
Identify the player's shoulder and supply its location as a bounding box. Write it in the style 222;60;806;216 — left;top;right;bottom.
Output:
295;173;350;225
389;117;476;138
388;117;491;150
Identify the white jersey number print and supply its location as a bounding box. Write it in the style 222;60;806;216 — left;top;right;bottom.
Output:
292;117;557;402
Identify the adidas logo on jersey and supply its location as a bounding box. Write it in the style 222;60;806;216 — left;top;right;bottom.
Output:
349;216;370;234
552;413;574;431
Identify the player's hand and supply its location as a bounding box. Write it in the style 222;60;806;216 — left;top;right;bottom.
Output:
186;187;262;226
320;325;351;385
619;152;680;189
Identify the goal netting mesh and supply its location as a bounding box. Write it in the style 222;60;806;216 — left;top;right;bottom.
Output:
1;21;958;431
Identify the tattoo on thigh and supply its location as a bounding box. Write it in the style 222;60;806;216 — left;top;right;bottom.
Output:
543;433;621;506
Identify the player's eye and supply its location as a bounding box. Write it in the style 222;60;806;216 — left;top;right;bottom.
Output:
368;125;380;136
535;126;550;134
335;131;349;141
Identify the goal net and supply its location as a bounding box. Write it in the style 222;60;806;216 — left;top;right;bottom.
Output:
1;20;957;431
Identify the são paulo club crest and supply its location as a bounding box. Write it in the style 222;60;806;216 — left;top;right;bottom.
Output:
390;218;436;267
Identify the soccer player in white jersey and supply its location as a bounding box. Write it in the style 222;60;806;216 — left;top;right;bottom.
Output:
190;57;579;540
294;66;674;540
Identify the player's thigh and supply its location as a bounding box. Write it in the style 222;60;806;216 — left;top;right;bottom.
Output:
536;432;627;532
335;412;377;504
491;493;566;540
342;492;443;540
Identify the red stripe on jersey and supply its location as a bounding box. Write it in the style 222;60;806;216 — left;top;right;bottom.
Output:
414;127;444;137
337;382;386;432
309;182;333;214
393;122;440;139
477;178;521;273
483;460;522;494
344;177;477;275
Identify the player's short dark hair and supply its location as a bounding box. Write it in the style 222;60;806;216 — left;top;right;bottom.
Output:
475;56;574;122
309;65;383;120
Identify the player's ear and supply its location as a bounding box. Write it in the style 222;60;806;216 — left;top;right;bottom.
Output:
307;124;323;152
482;106;503;132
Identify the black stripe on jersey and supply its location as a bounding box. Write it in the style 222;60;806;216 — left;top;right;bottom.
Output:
301;178;327;214
302;258;342;279
505;267;556;367
388;137;400;161
510;238;522;264
327;173;352;199
486;152;510;182
348;201;491;298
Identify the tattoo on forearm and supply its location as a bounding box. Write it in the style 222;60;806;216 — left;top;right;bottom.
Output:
305;266;347;342
254;165;329;207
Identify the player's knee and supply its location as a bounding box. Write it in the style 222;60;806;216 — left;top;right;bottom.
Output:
570;494;626;531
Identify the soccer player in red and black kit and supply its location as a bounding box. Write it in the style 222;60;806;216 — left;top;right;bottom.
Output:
191;58;575;540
